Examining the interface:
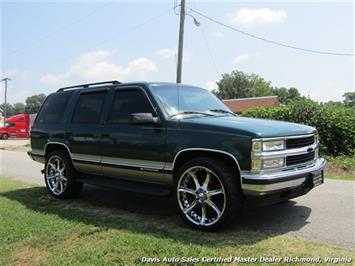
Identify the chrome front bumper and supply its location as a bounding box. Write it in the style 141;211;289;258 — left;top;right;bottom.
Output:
241;158;327;195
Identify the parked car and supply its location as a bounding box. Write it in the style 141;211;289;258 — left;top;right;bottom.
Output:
0;113;36;139
28;81;326;230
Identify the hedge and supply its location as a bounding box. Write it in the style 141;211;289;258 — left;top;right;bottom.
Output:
242;99;355;156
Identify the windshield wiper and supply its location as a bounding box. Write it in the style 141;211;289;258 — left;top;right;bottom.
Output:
170;111;214;118
208;109;236;116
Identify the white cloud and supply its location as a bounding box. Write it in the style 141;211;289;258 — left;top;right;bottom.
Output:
232;53;251;65
156;48;176;59
205;81;218;92
40;50;158;86
230;8;287;27
156;48;190;63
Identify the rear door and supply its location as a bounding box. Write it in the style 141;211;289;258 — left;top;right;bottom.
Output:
101;86;167;184
67;89;109;175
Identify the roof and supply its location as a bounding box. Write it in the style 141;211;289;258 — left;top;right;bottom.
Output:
222;95;279;113
56;81;197;92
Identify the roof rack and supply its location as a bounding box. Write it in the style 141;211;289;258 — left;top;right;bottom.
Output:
57;80;121;91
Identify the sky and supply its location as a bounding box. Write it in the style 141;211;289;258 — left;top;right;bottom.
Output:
1;0;354;104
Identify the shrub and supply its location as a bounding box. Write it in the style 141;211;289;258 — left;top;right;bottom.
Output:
242;99;355;156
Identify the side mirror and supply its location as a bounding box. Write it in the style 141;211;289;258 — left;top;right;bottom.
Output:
130;113;159;125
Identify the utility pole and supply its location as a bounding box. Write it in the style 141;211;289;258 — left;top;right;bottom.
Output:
176;0;186;83
0;78;11;119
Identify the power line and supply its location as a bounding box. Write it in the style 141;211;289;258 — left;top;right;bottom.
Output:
189;0;221;78
198;26;221;78
190;8;355;57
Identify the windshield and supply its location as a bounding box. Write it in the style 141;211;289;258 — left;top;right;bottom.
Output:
150;84;232;118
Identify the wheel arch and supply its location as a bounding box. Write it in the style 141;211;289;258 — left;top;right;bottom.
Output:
44;142;72;159
172;148;241;179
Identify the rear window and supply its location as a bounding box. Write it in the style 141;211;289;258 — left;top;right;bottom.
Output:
72;92;107;124
36;91;72;124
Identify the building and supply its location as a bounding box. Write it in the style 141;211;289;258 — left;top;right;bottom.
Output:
222;95;279;114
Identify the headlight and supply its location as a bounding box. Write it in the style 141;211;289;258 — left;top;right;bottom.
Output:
315;148;319;159
251;158;285;170
314;134;319;145
252;139;285;152
263;140;285;151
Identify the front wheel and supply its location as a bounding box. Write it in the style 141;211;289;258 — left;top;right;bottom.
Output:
174;157;242;231
45;150;83;199
2;134;9;140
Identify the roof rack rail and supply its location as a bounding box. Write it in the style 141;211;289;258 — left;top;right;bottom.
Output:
57;80;121;91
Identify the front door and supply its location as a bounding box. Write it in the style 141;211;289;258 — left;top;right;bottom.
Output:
101;87;166;184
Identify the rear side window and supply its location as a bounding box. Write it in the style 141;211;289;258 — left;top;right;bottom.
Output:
72;92;107;124
107;89;155;124
36;91;72;124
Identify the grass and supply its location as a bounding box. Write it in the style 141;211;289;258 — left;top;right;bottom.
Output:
0;176;354;265
325;175;355;181
324;154;355;172
323;154;355;180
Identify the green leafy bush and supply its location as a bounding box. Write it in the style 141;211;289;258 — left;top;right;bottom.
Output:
323;154;355;171
242;99;355;156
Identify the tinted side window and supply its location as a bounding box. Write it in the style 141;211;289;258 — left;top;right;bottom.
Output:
72;92;107;124
5;122;16;127
108;89;154;124
36;91;72;124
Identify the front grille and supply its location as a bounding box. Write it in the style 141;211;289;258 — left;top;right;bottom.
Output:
286;151;315;166
286;136;314;149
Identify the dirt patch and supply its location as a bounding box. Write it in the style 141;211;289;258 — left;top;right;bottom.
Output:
12;245;49;266
0;139;30;152
326;164;355;176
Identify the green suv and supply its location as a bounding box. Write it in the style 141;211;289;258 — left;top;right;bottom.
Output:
28;81;326;230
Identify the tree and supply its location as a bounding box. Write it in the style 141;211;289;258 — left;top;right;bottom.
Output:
214;71;273;99
272;87;303;104
25;94;47;114
343;91;355;106
13;102;26;115
214;70;303;104
0;103;15;117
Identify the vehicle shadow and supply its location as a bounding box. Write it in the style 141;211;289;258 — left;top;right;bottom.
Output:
0;184;312;247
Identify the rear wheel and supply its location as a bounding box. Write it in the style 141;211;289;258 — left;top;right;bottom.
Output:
45;150;83;199
2;134;9;140
174;157;242;230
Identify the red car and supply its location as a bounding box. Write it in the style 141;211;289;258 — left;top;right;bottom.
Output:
0;114;36;139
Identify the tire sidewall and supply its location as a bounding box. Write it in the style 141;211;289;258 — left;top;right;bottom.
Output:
45;150;81;199
174;157;241;231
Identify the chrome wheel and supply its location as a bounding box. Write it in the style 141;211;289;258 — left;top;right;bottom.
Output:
46;155;67;196
177;166;226;227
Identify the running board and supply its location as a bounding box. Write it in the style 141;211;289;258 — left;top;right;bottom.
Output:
77;174;171;197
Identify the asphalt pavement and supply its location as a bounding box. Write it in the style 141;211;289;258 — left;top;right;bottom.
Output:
0;149;354;248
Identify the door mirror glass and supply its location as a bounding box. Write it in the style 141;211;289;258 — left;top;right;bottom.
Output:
130;113;159;125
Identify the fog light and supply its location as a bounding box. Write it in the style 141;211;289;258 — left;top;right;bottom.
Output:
263;158;285;169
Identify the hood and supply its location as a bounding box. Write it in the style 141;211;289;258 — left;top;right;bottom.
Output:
180;116;316;138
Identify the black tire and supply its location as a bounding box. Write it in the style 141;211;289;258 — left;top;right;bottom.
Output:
45;149;83;199
174;157;243;231
2;134;9;140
